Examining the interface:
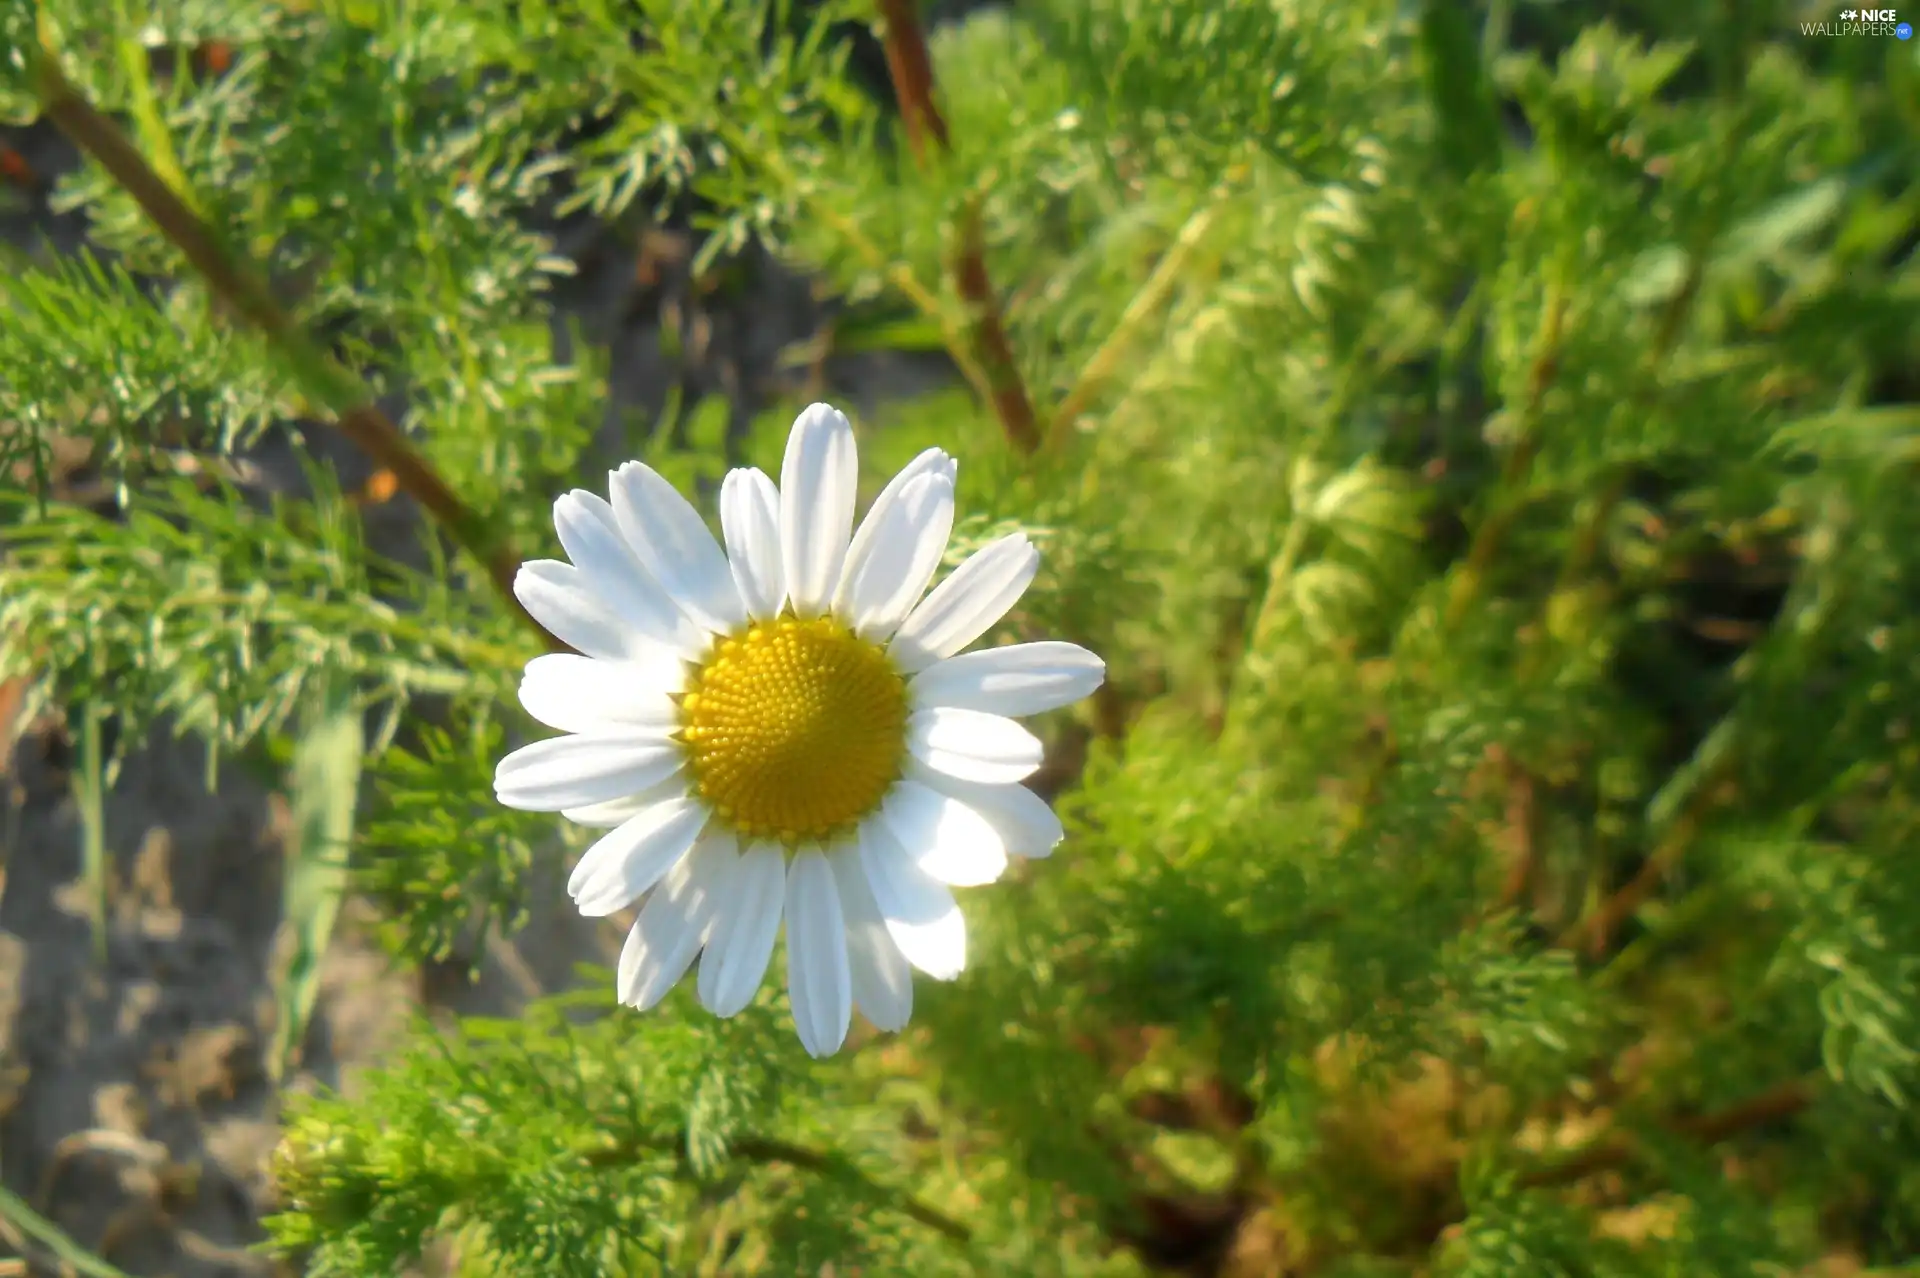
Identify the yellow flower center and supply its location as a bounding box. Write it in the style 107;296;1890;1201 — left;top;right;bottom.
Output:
678;615;909;843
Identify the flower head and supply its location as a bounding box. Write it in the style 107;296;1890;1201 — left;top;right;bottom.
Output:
493;403;1104;1056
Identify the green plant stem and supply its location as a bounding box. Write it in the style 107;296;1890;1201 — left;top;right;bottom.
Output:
584;1131;973;1248
1048;199;1224;448
112;0;197;215
1554;791;1717;954
738;1134;972;1246
26;51;558;652
1443;276;1569;630
74;702;107;964
1246;507;1314;656
699;111;1006;434
1559;488;1844;955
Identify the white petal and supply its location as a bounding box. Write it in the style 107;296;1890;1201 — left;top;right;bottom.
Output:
562;799;643;828
784;849;853;1058
829;844;913;1031
906;707;1044;786
697;842;786;1017
553;491;709;659
494;731;683;811
618;835;730;1011
720;467;787;621
517;653;683;735
877;780;1008;887
888;533;1039;673
561;771;686;828
909;641;1105;718
779;403;858;617
514;561;640;662
858;821;966;981
908;765;1064;858
569;795;709;917
843;472;956;642
833;447;956;619
609;460;750;635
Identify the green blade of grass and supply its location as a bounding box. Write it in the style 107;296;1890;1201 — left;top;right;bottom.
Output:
71;702;107;965
0;1181;136;1278
268;671;364;1082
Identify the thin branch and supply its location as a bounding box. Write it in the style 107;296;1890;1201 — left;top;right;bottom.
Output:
27;51;558;651
733;1135;973;1245
1443;278;1568;629
951;201;1042;454
584;1130;972;1247
873;0;1041;455
1556;795;1710;955
1494;753;1541;911
1522;246;1720;948
1518;1076;1818;1190
722;131;1005;417
874;0;950;160
1048;200;1224;448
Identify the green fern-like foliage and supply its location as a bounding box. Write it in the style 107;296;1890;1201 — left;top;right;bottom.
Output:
4;0;1919;1273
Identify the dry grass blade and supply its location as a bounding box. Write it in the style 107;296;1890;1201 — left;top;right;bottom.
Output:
267;671;364;1081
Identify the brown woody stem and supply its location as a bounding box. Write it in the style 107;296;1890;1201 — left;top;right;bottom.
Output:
29;51;558;650
874;0;1041;455
1519;1076;1817;1189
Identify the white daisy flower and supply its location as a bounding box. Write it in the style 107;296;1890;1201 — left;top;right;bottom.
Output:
492;403;1105;1057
